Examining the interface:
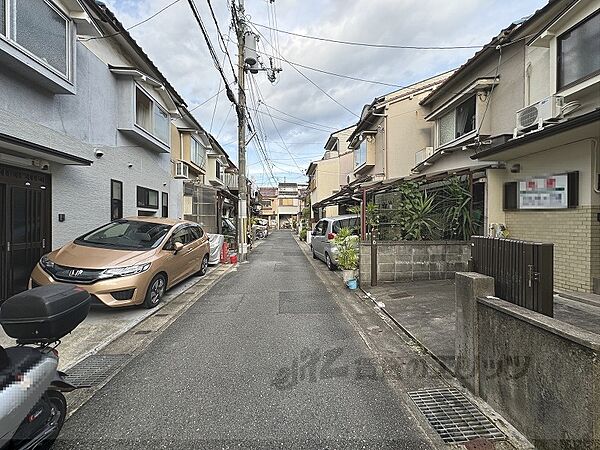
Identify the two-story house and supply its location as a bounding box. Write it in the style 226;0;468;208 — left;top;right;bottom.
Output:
258;186;278;227
0;0;187;301
474;0;600;293
277;182;302;228
415;0;599;293
307;126;356;220
347;72;453;183
170;118;238;235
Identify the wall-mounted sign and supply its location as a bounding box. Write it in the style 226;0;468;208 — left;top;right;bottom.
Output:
518;174;568;209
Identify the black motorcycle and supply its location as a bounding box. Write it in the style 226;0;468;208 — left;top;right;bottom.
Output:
0;284;90;449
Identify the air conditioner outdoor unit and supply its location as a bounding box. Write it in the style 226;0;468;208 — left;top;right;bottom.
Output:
515;95;564;135
415;147;434;165
174;161;189;179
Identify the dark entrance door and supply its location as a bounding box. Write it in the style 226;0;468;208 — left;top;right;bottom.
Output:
0;164;51;302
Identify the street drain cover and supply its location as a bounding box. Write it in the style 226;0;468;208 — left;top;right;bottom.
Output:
65;354;130;388
408;388;504;444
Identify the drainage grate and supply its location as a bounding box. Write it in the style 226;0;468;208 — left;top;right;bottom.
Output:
134;330;153;335
408;388;504;444
65;354;130;388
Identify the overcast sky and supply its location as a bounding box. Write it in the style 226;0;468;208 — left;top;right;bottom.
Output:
106;0;548;186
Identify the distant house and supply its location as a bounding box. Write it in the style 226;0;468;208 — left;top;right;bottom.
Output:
307;126;355;220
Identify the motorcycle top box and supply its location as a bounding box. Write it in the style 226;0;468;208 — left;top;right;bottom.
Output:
0;284;91;344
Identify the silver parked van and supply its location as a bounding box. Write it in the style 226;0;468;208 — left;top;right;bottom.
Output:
310;215;360;270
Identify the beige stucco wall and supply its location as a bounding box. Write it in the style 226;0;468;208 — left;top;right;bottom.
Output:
386;94;435;179
338;151;354;186
488;138;600;292
427;43;526;140
526;1;600;117
316;158;340;200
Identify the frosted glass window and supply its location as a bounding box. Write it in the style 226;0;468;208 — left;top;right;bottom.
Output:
438;111;455;146
354;140;367;168
135;86;170;144
14;0;68;75
558;11;600;89
0;0;5;36
191;138;206;167
135;88;152;131
153;104;169;144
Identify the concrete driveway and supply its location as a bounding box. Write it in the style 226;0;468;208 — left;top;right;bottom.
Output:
0;265;230;370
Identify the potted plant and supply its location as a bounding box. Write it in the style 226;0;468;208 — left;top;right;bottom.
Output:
334;228;359;284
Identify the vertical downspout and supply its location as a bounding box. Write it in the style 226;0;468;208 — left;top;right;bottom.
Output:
361;188;367;240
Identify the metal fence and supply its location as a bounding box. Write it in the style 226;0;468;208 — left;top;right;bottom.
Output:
471;236;554;317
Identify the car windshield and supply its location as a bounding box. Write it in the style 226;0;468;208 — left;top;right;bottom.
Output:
75;220;172;250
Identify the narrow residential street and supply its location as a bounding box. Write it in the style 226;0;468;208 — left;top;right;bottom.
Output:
53;231;442;449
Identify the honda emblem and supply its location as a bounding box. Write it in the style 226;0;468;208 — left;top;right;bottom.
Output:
69;269;83;277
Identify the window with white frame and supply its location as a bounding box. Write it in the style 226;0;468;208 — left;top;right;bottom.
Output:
437;96;476;146
135;86;170;144
354;139;367;168
557;11;600;90
190;137;207;168
215;160;222;180
1;0;70;77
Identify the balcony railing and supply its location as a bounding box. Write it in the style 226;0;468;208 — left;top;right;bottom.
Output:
223;172;238;189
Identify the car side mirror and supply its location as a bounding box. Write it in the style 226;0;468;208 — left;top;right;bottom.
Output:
311;230;316;236
173;242;184;254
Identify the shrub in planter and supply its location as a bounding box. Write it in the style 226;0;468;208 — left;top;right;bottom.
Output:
334;228;359;282
299;228;307;241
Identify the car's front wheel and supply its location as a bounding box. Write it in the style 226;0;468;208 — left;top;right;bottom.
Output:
311;246;317;259
143;273;166;308
198;254;209;276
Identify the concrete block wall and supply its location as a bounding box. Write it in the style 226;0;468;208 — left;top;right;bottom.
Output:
456;273;600;450
505;206;600;293
359;241;471;284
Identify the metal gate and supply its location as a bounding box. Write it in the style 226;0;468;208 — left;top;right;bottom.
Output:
471;236;553;317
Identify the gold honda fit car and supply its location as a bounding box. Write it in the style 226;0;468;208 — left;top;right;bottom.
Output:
29;217;210;308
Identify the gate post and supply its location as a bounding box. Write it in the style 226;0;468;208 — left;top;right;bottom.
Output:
370;227;377;287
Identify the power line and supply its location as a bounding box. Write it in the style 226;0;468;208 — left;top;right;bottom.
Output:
80;0;183;41
216;104;234;138
287;61;403;88
187;0;239;116
223;35;406;90
187;87;226;112
258;101;339;130
250;24;359;118
246;106;335;132
251;22;484;50
206;0;238;84
250;76;305;174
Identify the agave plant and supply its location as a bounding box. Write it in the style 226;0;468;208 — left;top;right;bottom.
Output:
442;177;476;241
403;192;438;240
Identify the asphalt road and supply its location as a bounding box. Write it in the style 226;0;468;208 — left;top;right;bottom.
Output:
54;231;439;449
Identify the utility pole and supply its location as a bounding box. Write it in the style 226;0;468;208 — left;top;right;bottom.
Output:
232;0;281;261
235;0;248;262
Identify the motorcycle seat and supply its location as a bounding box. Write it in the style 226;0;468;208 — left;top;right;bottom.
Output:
0;347;44;391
